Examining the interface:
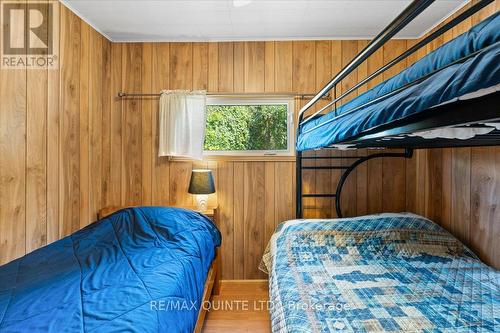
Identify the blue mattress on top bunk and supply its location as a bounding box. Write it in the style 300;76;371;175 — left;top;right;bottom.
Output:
0;207;221;333
297;12;500;151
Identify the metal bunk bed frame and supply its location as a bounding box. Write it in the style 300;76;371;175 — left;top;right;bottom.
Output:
296;0;498;219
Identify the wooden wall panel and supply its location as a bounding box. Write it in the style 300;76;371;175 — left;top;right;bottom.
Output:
47;0;61;244
141;43;153;205
366;46;385;214
470;147;499;265
233;162;245;279
169;162;194;207
0;2;112;264
264;163;276;242
274;41;293;92
404;2;500;268
424;149;443;222
208;43;218;92
0;0;27;262
314;41;333;218
170;43;193;90
243;162;266;279
292;41;315;100
355;40;369;217
25;1;48;252
339;41;358;217
79;22;90;229
440;148;452;230
105;43;123;207
151;44;170;206
89;31;104;224
218;43;234;92
449;149;471;242
26;60;48;252
233;42;245;92
381;40;407;213
330;41;343;218
102;40;113;208
1;1;498;273
244;42;265;92
192;42;208;91
60;5;81;237
264;42;275;92
218;162;234;279
101;36;112;211
122;44;143;205
293;41;316;217
275;162;295;223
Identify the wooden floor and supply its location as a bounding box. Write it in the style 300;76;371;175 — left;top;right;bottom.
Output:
202;280;271;333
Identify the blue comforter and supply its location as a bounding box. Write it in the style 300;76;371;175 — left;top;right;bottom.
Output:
297;12;500;151
0;207;221;333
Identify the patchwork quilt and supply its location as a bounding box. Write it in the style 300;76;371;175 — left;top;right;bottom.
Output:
261;213;499;332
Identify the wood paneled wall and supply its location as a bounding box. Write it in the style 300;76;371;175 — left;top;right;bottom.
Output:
107;39;421;279
0;2;111;264
0;1;498;274
405;2;500;268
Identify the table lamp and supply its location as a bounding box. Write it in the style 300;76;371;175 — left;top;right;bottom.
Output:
188;169;215;211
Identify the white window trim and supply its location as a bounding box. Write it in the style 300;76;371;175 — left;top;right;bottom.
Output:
203;96;295;157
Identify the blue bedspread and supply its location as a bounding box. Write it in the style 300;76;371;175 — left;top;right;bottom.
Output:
0;207;221;333
261;214;500;332
297;12;500;151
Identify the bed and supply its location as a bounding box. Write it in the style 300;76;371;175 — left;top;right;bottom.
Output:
260;214;500;332
280;2;500;331
297;10;500;152
0;206;221;333
295;1;500;219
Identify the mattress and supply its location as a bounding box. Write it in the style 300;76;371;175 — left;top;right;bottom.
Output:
0;207;221;333
261;214;500;332
297;12;500;151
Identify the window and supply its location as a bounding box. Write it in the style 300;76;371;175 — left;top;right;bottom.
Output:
204;97;295;156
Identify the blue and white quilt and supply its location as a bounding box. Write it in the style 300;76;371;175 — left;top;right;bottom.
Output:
261;214;499;332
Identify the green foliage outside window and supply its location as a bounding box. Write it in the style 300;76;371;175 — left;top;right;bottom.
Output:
204;104;288;151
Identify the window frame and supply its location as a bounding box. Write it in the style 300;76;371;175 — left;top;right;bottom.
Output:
203;96;295;157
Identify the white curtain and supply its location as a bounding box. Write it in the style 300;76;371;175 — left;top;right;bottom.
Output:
158;90;207;160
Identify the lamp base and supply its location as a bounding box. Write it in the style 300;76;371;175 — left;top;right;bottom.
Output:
194;194;209;212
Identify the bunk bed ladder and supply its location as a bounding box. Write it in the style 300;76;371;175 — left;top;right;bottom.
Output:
296;149;413;218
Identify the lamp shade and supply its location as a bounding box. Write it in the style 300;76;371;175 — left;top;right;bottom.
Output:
188;170;216;194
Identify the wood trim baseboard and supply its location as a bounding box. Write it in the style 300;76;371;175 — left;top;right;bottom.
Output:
220;279;269;283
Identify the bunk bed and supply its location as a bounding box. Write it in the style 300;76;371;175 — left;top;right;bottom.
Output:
295;0;500;219
263;1;500;332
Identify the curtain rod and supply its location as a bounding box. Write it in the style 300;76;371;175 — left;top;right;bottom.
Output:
117;91;331;99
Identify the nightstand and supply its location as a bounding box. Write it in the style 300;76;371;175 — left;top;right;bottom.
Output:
199;208;217;223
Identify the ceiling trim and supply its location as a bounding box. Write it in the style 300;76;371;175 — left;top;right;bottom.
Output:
59;0;114;42
414;0;468;40
60;0;470;43
110;36;413;43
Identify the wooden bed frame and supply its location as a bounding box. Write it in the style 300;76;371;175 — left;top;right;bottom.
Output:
98;206;221;333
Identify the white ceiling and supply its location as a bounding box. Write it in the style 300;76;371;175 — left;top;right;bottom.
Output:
61;0;468;42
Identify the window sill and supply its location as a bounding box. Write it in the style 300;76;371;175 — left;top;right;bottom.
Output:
168;155;296;162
